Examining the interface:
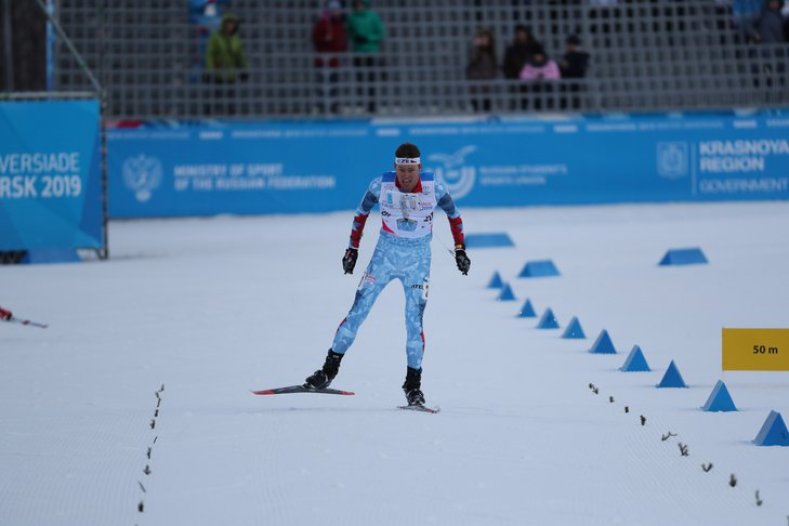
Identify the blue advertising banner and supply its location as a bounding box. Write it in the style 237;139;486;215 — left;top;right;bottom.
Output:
0;99;103;250
107;109;789;218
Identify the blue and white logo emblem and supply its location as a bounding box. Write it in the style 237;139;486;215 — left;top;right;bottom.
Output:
122;154;163;202
656;142;689;179
428;145;477;200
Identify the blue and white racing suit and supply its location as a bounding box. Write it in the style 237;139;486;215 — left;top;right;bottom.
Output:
331;170;465;370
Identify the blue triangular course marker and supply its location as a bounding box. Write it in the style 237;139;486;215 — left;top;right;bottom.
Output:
588;330;616;354
754;410;789;446
21;249;81;264
536;308;559;329
620;345;651;371
517;299;536;318
561;317;585;339
659;247;708;266
518;259;560;278
702;380;737;412
487;271;504;289
657;360;687;388
465;233;515;248
497;283;516;301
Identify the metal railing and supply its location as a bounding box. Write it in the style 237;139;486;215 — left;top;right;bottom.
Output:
48;0;789;120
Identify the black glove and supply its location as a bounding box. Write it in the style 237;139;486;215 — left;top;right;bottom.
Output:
455;246;471;275
354;35;369;45
342;248;359;274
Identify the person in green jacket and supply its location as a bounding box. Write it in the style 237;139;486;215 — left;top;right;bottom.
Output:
347;0;384;53
205;13;248;83
348;0;385;113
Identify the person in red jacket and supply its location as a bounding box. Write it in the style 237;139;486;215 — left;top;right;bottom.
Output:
0;306;12;321
312;1;348;114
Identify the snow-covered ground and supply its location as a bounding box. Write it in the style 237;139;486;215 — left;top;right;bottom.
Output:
1;201;788;525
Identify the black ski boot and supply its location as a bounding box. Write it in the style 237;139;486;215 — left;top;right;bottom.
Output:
304;350;343;389
402;367;425;406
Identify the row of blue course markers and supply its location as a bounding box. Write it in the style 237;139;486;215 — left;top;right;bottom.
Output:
486;247;789;448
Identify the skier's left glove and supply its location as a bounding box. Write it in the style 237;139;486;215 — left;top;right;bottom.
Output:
342;248;359;274
454;245;471;275
0;306;12;321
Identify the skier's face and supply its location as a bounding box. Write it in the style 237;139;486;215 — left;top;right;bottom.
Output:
395;163;421;192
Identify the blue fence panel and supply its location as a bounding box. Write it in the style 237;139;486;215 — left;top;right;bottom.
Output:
0;99;103;250
107;110;789;218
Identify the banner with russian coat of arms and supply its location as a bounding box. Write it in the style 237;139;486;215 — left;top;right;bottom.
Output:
107;110;789;218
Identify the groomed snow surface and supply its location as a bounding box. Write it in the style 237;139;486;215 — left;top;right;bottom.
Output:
2;201;788;525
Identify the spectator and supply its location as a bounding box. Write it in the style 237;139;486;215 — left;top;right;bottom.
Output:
348;0;385;113
313;0;349;114
466;28;498;112
205;13;248;82
519;45;560;110
204;12;248;115
753;0;786;43
503;25;540;111
559;35;589;79
559;35;589;110
519;46;560;81
188;0;231;84
502;25;540;80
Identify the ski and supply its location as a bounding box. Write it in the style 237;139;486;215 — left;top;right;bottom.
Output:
251;385;355;396
398;404;440;414
5;316;48;329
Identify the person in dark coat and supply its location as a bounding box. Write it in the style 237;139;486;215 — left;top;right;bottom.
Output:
502;25;540;80
502;25;541;110
559;35;590;79
754;0;785;43
559;35;590;110
466;28;498;112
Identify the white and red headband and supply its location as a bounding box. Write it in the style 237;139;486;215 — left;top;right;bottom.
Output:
395;157;421;165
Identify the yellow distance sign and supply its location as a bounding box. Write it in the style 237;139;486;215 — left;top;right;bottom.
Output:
722;328;789;371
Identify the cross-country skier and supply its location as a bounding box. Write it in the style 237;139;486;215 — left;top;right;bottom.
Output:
0;305;12;321
304;142;471;406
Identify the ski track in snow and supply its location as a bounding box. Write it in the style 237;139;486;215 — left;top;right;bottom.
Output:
1;202;788;525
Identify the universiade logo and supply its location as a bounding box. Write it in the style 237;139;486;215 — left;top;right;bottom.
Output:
123;154;163;202
428;145;477;200
656;142;689;179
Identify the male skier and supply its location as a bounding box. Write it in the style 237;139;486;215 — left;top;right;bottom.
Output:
304;142;471;406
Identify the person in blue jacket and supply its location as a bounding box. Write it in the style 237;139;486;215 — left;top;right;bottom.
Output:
304;142;471;406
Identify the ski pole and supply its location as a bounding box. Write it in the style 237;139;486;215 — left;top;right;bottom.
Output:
5;316;49;329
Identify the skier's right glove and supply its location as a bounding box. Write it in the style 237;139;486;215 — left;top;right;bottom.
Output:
342;248;359;274
0;306;12;321
455;246;471;275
